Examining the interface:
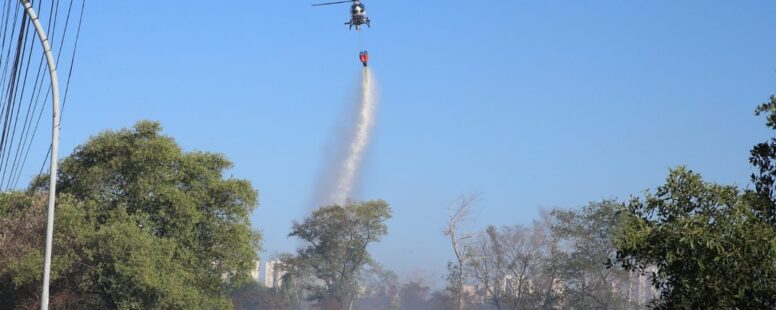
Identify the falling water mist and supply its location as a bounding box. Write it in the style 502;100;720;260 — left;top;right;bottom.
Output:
316;68;378;206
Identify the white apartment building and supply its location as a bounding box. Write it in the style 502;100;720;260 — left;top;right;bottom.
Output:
264;260;286;288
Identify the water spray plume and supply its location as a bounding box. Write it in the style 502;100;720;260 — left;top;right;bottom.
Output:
327;68;377;205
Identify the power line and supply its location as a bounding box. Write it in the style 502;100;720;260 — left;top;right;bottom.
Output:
30;0;84;187
0;0;85;190
0;9;34;188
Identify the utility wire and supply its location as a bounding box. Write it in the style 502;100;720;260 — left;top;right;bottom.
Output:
0;0;85;190
0;12;32;189
7;22;46;187
6;0;67;188
28;0;85;187
0;12;29;185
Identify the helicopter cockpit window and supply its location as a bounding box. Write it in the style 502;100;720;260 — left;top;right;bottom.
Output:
352;4;364;15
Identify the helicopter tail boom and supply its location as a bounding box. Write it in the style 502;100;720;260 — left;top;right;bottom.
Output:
312;0;352;6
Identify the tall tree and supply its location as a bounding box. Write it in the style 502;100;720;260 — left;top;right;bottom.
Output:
443;194;478;310
499;224;551;309
614;167;776;309
286;200;392;310
467;222;558;310
355;263;400;310
1;121;262;309
550;201;633;309
750;95;776;224
467;225;506;309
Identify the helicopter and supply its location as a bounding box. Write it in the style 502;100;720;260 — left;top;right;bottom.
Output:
312;0;371;31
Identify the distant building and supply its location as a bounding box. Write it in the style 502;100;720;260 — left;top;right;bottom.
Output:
634;267;658;305
612;267;658;306
222;259;260;284
499;274;535;296
264;260;286;288
250;259;260;282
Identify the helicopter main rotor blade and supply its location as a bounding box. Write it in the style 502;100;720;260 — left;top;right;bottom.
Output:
312;0;351;6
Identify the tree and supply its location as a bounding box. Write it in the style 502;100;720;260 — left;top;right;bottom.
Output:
285;200;392;310
750;95;776;224
0;193;87;309
467;221;558;310
443;194;478;310
0;121;262;309
355;263;400;310
498;224;551;309
614;167;776;309
614;95;776;309
467;225;506;309
550;201;633;309
399;280;431;310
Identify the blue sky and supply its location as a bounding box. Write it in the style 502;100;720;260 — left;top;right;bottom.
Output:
21;1;776;283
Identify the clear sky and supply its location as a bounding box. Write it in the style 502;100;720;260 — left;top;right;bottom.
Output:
21;1;776;284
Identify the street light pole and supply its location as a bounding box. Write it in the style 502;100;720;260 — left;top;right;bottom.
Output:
19;1;61;309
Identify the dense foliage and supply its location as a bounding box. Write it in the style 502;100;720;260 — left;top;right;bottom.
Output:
282;200;392;309
550;201;634;309
458;202;639;310
0;121;261;309
614;167;776;309
750;95;776;224
614;95;776;309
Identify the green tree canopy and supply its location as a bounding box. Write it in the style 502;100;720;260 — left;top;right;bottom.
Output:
0;121;261;309
550;201;635;309
614;95;776;309
750;95;776;224
614;167;776;309
284;200;392;309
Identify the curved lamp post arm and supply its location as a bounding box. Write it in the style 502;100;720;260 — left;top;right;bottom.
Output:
19;0;61;309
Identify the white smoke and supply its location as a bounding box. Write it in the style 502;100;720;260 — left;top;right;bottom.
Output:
314;68;378;206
